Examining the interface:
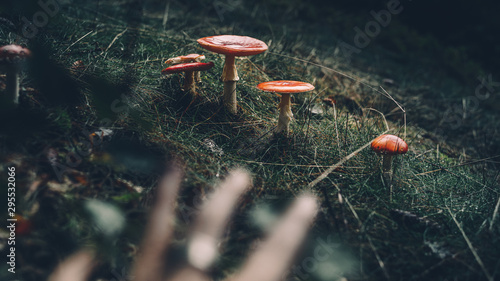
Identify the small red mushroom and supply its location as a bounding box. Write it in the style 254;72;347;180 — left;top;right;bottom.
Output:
322;96;336;108
162;61;214;97
14;214;33;236
197;35;268;114
0;44;31;105
371;134;408;186
165;54;206;82
257;80;315;135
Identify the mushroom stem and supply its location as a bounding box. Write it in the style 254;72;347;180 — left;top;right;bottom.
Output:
195;71;201;83
223;81;237;114
382;154;393;174
5;69;20;105
222;55;239;114
183;70;196;96
276;93;293;134
222;55;238;81
382;154;393;188
193;55;205;83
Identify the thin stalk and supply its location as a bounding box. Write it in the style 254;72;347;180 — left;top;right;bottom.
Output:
223;81;237;114
183;70;196;97
276;93;292;135
333;103;341;155
222;55;238;114
382;154;393;200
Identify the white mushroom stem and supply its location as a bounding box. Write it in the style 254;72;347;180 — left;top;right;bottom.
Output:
222;55;239;114
276;93;293;134
194;56;205;82
5;68;20;105
195;71;202;83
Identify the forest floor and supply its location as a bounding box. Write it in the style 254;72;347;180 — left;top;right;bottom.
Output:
0;1;499;280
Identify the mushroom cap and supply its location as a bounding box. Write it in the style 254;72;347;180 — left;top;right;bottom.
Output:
162;61;214;74
165;53;205;65
371;134;408;155
0;44;31;64
257;80;315;94
197;35;268;57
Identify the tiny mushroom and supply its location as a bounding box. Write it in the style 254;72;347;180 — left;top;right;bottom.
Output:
197;35;268;114
14;214;32;236
257;80;315;135
371;134;408;184
162;61;214;97
0;44;31;105
165;53;206;82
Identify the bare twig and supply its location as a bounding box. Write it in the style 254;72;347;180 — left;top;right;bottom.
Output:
301;89;325;149
364;107;389;131
307;130;389;190
60;30;95;56
417;159;498;193
268;51;382;94
413;155;500;177
447;207;493;281
490;196;500;232
366;235;390;280
103;28;128;57
330;181;389;280
380;87;406;139
333;102;341;156
162;0;170;28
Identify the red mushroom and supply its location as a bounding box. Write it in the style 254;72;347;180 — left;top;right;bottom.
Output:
165;54;206;82
197;35;268;114
257;80;315;135
371;134;408;186
14;214;33;236
162;61;214;97
0;44;31;105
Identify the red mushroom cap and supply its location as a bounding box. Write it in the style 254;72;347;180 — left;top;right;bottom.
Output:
197;35;268;57
0;44;31;63
371;134;408;155
162;61;214;74
257;80;315;94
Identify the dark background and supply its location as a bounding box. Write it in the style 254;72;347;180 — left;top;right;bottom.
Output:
3;0;499;74
311;0;500;72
